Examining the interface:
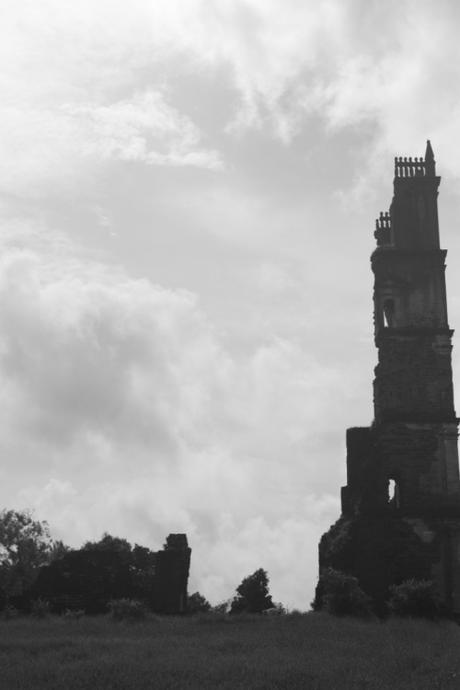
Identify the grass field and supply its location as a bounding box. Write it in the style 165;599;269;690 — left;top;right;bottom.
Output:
1;612;460;689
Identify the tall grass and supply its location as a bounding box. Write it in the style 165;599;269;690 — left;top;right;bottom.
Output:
1;612;460;689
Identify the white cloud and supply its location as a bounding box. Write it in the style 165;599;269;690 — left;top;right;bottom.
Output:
0;2;225;197
3;0;460;611
62;91;222;169
253;262;296;295
4;0;460;192
0;245;345;607
0;94;221;198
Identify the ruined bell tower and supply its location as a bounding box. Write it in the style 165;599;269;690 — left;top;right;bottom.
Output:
318;142;460;614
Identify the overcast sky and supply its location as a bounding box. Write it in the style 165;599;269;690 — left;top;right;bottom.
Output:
3;0;460;609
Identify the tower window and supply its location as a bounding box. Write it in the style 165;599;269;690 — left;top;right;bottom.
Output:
383;298;395;327
388;478;401;509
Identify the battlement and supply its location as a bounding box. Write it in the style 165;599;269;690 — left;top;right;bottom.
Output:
394;140;436;178
374;211;392;246
394;157;426;178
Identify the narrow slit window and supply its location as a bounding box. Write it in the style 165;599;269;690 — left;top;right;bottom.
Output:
383;298;395;327
388;479;400;509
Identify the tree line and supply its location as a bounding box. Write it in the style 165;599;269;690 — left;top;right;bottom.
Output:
0;509;275;616
0;509;191;614
0;508;443;620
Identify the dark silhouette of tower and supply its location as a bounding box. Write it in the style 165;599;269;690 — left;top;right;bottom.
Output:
317;142;460;614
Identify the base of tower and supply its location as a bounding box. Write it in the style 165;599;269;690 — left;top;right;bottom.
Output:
316;512;460;616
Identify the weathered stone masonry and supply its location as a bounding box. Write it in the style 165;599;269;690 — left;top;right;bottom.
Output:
318;142;460;613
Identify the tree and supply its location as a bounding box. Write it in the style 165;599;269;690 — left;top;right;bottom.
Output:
187;591;211;614
82;533;132;555
0;509;60;607
34;533;134;613
388;579;442;619
32;533;160;614
230;568;273;614
312;568;372;617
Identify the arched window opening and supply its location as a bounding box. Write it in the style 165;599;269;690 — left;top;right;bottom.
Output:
388;478;400;510
383;298;395;328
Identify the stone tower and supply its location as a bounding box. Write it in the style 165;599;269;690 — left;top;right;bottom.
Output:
317;142;460;614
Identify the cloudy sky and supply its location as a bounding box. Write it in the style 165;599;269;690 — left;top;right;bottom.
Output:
3;0;460;609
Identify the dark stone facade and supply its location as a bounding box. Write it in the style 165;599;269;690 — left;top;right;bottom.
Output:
152;534;191;614
318;142;460;614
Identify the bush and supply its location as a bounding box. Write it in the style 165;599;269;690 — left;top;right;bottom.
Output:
286;608;304;618
2;605;18;620
31;598;50;619
210;601;230;615
63;608;85;620
313;568;373;617
262;602;286;616
108;598;146;622
388;579;441;619
187;591;211;614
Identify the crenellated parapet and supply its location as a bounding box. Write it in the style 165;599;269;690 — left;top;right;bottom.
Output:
394;156;428;178
394;140;436;178
374;211;392;246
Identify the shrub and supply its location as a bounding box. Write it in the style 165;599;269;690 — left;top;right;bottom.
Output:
313;568;372;617
262;602;286;616
31;598;50;619
63;608;85;620
388;579;441;619
187;591;211;614
2;605;18;620
108;598;147;622
210;601;229;615
286;608;304;618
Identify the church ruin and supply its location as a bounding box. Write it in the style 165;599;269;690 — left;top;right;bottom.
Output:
318;141;460;614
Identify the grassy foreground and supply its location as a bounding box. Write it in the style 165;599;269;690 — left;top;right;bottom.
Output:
1;612;460;689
